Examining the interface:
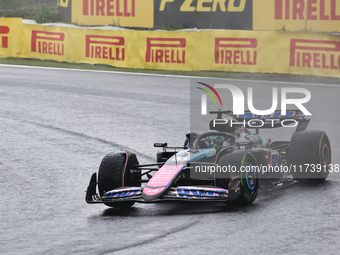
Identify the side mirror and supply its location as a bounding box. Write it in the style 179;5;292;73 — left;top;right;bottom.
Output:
154;143;167;148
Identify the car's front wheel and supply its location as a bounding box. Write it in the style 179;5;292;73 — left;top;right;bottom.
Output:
216;150;259;205
98;150;140;208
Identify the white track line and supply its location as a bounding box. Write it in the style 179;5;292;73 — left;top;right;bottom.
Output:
0;63;339;88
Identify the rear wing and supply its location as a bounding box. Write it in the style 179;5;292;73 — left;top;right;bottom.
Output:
209;110;310;132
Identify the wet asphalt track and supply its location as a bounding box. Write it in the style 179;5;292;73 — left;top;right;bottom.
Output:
0;65;339;255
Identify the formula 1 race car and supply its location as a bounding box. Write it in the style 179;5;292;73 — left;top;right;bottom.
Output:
86;110;331;208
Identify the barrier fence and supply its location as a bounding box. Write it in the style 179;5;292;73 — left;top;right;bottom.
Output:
58;0;154;28
254;0;340;33
58;0;340;32
1;18;340;78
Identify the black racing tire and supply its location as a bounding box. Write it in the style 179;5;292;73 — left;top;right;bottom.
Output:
98;151;140;208
288;130;331;181
216;150;260;205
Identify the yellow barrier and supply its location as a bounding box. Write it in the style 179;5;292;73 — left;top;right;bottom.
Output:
254;0;340;32
0;18;22;58
1;18;340;78
72;0;153;28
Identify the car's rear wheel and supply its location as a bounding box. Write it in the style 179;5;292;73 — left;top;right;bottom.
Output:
288;130;331;181
216;150;259;205
98;151;140;208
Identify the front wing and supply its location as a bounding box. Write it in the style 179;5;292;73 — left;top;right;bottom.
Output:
86;173;229;204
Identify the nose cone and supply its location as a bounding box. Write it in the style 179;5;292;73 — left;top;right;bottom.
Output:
142;187;166;202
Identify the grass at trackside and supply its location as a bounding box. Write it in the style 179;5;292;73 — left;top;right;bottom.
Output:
0;57;339;84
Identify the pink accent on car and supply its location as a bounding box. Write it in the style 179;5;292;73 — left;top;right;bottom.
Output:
146;164;184;187
110;187;141;192
322;144;330;166
177;186;228;192
143;187;166;195
121;149;129;186
142;164;184;198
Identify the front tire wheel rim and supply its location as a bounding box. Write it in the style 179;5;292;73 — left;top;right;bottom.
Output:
245;165;256;191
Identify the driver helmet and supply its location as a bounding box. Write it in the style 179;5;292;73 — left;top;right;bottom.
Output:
199;135;225;149
234;125;250;136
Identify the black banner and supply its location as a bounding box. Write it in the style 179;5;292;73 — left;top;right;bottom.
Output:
58;0;72;23
154;0;253;29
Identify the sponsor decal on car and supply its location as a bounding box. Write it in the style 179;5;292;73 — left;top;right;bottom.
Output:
268;151;282;167
104;187;141;199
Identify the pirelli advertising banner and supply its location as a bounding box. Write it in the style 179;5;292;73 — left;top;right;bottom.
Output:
21;24;71;63
0;18;22;58
3;19;340;78
154;0;253;29
254;0;340;32
58;0;340;32
58;0;154;28
59;0;251;29
207;31;340;77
